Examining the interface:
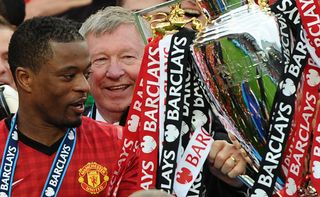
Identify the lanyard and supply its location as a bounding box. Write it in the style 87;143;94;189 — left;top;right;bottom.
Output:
0;114;76;197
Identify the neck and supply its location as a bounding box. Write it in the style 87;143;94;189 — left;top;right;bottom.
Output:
16;110;66;147
96;107;121;124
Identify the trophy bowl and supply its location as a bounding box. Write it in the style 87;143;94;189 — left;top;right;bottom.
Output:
192;0;285;191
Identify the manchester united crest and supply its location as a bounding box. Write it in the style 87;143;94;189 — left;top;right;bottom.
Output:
78;162;109;194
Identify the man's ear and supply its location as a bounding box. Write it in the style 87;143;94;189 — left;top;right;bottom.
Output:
15;67;33;93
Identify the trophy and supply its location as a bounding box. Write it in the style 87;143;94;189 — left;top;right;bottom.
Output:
192;0;285;192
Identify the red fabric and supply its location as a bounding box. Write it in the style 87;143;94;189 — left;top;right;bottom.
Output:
0;117;137;196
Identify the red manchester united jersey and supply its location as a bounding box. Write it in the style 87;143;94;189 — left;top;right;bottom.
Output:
0;116;137;196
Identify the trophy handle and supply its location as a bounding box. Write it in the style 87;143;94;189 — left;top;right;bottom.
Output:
133;0;180;44
134;0;205;43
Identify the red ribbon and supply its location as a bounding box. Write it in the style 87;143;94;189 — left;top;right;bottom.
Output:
309;64;320;195
280;59;320;197
295;0;320;66
137;36;162;190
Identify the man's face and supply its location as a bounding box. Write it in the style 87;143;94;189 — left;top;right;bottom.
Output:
31;41;91;128
86;24;144;116
0;27;16;89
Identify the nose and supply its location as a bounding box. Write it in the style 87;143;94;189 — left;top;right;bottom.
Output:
106;59;125;79
75;74;90;94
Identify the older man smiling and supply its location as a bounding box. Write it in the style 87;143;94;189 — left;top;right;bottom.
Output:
80;6;145;124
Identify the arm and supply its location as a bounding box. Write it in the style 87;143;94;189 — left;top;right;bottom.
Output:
25;0;92;19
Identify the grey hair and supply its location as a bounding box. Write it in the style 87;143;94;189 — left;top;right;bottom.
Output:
80;6;136;37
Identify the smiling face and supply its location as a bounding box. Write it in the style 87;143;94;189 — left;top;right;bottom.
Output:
86;24;144;122
0;27;16;89
31;41;91;128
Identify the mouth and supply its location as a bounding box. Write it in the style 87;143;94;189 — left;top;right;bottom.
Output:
70;97;87;114
105;84;131;92
0;81;8;86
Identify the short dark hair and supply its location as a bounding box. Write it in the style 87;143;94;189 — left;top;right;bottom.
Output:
8;16;84;79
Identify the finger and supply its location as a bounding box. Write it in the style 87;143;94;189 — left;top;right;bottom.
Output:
227;158;246;178
240;148;253;165
220;155;238;175
212;142;234;169
239;148;247;157
229;135;252;166
207;140;225;164
228;133;241;149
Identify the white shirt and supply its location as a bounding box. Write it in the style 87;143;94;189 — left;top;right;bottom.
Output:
95;108;119;125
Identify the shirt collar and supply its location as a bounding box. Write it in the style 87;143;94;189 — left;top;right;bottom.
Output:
95;108;119;125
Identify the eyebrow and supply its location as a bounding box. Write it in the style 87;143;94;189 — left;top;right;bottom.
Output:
58;62;91;73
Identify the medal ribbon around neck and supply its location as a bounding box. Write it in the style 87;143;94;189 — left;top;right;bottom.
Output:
0;114;76;197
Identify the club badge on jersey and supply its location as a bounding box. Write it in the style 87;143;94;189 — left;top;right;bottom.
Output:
78;162;109;195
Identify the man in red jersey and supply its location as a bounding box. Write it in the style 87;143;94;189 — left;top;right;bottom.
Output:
0;16;140;197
